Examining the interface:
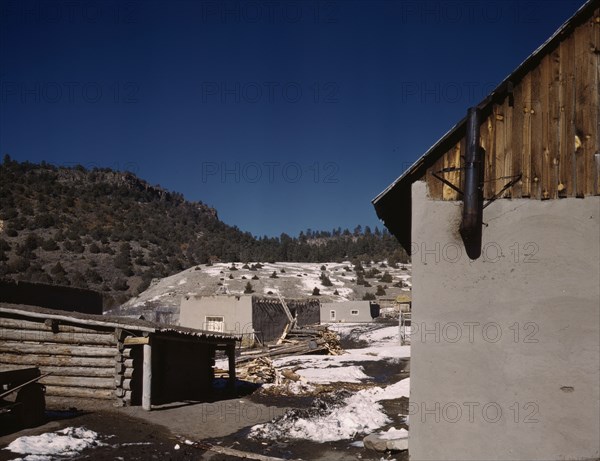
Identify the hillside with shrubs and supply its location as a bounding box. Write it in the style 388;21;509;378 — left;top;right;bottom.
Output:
0;157;408;307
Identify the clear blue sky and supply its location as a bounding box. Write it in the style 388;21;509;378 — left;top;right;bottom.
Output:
0;0;585;237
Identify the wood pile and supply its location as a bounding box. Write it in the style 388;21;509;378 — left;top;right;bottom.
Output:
236;357;277;384
230;325;343;384
236;325;342;365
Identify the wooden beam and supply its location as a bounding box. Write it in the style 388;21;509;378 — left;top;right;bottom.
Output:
0;317;112;334
45;386;114;400
559;32;576;196
0;341;117;358
0;353;115;368
520;72;533;197
548;46;561;199
593;7;600;195
142;339;152;410
443;143;461;201
0;328;116;346
530;64;543;199
512;73;524;198
227;343;236;389
538;53;551;200
502;97;514;198
494;106;506;198
33;365;115;378
124;336;149;345
481;115;494;198
41;375;115;390
0;307;155;333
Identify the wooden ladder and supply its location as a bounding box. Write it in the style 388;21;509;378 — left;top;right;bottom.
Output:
276;292;296;344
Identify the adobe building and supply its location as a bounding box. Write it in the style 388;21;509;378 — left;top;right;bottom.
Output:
320;301;380;323
373;2;599;460
179;294;320;345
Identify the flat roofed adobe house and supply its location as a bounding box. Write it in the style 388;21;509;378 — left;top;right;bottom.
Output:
320;301;380;323
0;304;240;411
373;1;599;460
180;294;320;345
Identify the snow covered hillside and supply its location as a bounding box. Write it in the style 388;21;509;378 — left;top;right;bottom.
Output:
111;261;412;321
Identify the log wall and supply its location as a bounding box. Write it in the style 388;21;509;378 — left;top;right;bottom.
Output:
1;312;232;407
425;9;600;200
116;333;142;406
0;314;121;401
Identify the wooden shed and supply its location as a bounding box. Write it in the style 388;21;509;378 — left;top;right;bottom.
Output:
0;304;240;410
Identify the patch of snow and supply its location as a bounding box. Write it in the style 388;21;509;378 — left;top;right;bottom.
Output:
296;365;369;384
177;278;187;285
378;427;408;440
148;293;168;302
358;326;399;345
272;342;409;371
250;378;410;442
5;427;104;459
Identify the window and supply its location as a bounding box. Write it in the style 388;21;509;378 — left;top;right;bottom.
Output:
330;310;336;321
351;310;359;315
205;316;224;332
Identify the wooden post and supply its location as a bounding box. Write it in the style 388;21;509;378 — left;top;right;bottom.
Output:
227;343;236;390
142;337;152;410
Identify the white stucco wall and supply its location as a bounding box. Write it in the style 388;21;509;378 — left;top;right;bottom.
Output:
321;301;374;323
179;294;253;337
409;180;600;461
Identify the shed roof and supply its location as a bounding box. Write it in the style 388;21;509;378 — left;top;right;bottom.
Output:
372;0;596;247
0;303;240;341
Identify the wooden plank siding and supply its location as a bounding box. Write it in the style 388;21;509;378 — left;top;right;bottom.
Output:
593;9;600;195
423;11;599;200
